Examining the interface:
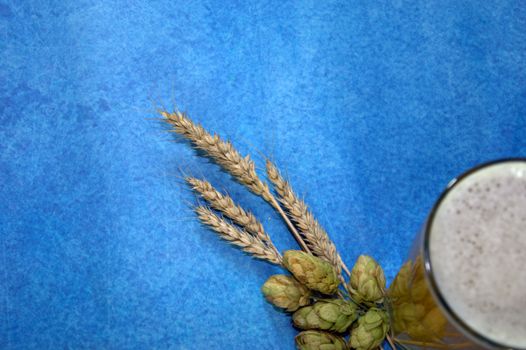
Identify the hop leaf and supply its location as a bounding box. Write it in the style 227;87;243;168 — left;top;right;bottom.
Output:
295;330;349;350
283;250;339;295
262;275;311;312
349;308;389;350
349;255;386;304
293;299;358;333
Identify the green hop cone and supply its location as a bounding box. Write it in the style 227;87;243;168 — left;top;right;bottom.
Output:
392;302;426;334
349;255;386;304
295;330;349;350
283;250;339;295
293;299;358;333
349;308;389;350
388;260;412;303
262;275;311;312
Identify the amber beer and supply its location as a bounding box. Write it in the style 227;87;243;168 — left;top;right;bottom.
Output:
390;159;526;349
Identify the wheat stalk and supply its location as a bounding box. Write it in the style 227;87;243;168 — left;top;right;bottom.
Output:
195;206;282;265
266;159;351;277
161;110;311;253
186;177;276;249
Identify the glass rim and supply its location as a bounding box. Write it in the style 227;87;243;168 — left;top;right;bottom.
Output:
422;157;526;350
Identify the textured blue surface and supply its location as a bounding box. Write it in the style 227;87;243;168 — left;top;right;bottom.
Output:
1;1;525;349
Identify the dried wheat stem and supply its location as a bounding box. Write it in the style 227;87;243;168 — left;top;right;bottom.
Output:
266;159;351;277
385;334;397;350
161;110;311;253
268;195;311;253
340;256;352;278
195;206;282;265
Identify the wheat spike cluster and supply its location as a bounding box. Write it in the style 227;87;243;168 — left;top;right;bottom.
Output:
162;110;312;253
186;177;280;260
194;206;282;265
161;110;345;272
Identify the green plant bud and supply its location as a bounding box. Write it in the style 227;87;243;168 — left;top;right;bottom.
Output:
262;274;311;312
283;250;339;295
391;309;406;335
295;330;349;350
397;302;426;323
391;301;447;341
349;255;386;304
293;299;358;333
349;308;389;350
422;307;447;340
406;321;431;341
388;260;412;302
407;257;430;304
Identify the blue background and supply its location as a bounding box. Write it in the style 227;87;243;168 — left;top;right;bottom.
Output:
1;1;525;349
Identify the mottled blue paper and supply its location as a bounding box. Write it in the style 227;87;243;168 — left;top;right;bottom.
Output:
1;1;525;349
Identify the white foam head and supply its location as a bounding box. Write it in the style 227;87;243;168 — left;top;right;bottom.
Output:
429;160;526;349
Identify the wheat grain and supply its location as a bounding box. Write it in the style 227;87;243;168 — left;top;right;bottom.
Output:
266;159;350;276
195;206;282;265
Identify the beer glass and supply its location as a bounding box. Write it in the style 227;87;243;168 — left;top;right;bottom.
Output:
389;159;526;350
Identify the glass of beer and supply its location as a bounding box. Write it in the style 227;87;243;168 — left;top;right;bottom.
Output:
389;159;526;350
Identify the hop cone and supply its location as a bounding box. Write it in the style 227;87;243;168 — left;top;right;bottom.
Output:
391;302;426;335
390;258;447;341
349;308;389;350
409;257;434;305
394;303;447;341
293;299;358;333
388;260;412;302
295;330;348;350
349;255;386;304
283;250;339;295
262;275;311;312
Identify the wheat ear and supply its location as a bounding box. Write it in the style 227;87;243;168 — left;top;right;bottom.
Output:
186;177;278;250
195;206;282;265
161;111;274;203
161;110;311;253
266;159;351;277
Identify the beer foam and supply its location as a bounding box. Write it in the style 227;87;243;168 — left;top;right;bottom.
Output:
429;161;526;348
